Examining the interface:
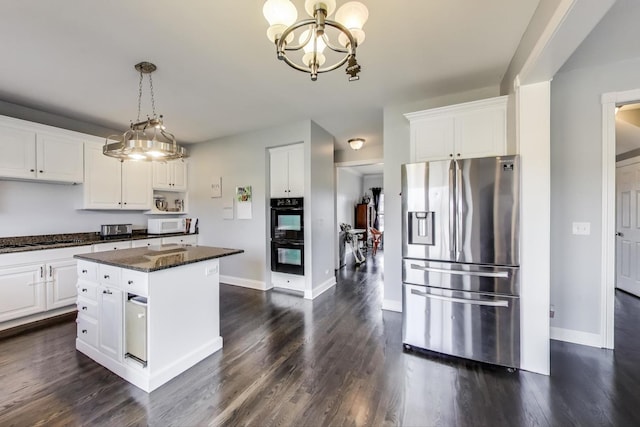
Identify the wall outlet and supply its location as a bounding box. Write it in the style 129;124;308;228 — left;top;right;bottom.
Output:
572;222;591;235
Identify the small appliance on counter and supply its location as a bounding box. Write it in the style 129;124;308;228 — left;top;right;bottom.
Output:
147;218;186;234
100;224;133;239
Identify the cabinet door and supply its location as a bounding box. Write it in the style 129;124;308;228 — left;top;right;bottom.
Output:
287;145;305;197
83;143;122;209
411;116;455;162
0;264;45;322
152;162;171;190
270;149;290;198
98;286;123;361
171;160;188;191
0;125;37;179
455;107;506;159
161;234;198;245
36;133;84;183
46;259;78;310
122;161;152;210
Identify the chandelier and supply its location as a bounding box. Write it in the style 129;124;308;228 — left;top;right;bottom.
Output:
263;0;369;81
104;62;186;161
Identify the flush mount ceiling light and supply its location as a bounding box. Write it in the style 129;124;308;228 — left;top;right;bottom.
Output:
104;62;186;161
348;137;365;150
263;0;368;81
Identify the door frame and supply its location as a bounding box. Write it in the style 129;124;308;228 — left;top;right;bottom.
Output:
601;88;640;349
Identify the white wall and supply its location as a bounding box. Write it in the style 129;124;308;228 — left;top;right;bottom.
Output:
548;0;640;343
381;85;500;312
309;121;336;294
0;180;148;236
363;174;383;192
336;168;362;229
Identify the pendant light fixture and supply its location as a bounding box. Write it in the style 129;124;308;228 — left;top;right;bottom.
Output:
104;62;186;161
263;0;369;81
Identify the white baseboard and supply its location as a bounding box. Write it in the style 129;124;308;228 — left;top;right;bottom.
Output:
220;275;271;291
0;306;76;332
382;299;402;312
550;326;602;348
304;277;336;300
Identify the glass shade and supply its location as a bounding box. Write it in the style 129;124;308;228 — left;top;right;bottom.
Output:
263;0;298;26
335;1;368;29
267;24;295;43
304;0;336;17
348;138;365;150
338;28;365;47
300;29;326;54
303;52;326;66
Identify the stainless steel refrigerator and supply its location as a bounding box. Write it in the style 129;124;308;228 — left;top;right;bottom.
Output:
401;155;520;368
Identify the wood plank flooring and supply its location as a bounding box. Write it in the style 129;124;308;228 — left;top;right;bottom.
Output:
1;252;640;426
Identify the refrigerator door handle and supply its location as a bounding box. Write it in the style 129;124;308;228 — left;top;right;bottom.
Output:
410;289;510;307
456;164;463;257
409;264;509;278
449;162;456;257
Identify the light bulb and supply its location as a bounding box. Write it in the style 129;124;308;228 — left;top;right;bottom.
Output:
338;28;365;47
263;0;298;26
300;29;326;54
335;1;368;29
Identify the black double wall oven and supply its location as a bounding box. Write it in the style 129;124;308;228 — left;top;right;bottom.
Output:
270;197;304;275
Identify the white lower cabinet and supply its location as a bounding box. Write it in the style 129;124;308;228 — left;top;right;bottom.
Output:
161;234;198;245
98;285;123;362
0;264;45;323
0;250;80;325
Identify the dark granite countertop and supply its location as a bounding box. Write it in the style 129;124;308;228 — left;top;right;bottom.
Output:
74;245;243;272
0;231;197;255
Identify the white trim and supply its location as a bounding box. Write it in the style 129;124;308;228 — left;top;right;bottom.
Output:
334;158;384;168
382;299;402;313
304;277;336;300
550;327;602;348
599;89;640;351
0;306;76;332
220;275;271;291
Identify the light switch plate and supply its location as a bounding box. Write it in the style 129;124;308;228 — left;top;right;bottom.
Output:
572;222;591;235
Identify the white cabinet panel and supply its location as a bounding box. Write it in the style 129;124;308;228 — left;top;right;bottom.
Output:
270;144;304;198
161;235;198;245
98;286;123;361
84;142;152;210
46;259;78;310
152;160;187;191
36;133;84;183
0;125;37;179
0;264;45;322
406;96;508;162
131;238;163;248
93;241;132;252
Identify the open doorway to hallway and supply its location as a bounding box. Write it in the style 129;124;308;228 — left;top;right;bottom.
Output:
335;163;384;270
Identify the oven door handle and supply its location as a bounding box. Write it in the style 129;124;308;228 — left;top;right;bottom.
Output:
410;289;509;307
410;264;508;278
274;240;304;246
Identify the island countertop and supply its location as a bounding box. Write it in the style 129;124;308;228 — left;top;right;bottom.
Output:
74;244;243;272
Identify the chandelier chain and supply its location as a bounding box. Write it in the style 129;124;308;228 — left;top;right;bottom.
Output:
149;73;157;118
136;71;143;123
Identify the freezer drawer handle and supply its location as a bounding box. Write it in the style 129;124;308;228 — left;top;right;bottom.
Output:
410;289;509;307
410;264;509;278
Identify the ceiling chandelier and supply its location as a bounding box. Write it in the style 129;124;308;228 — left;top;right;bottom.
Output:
348;137;364;150
263;0;369;81
104;62;186;161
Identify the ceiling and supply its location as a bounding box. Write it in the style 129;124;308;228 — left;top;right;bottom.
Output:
0;1;539;152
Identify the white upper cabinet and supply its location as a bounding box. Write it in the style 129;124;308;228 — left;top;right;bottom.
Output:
405;96;507;162
83;143;152;210
270;143;304;198
0;117;84;183
153;160;187;191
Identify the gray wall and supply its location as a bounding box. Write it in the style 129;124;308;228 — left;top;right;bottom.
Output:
382;85;500;309
309;121;336;289
549;0;640;335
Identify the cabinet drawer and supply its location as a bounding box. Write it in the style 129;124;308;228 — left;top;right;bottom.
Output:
76;297;98;319
161;235;197;245
77;261;97;281
98;264;121;287
77;281;98;302
93;241;132;252
121;269;149;297
77;315;98;348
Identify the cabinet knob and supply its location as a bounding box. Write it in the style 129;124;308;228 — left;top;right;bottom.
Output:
82;306;87;311
81;269;87;274
39;170;43;173
30;169;35;172
82;329;87;334
81;288;87;292
128;280;134;285
123;202;127;205
118;202;122;205
103;274;110;279
102;289;113;295
456;153;460;157
449;154;453;157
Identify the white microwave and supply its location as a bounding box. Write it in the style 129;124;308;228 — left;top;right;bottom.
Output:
147;218;186;234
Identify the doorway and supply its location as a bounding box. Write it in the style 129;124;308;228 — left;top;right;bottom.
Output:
335;162;384;269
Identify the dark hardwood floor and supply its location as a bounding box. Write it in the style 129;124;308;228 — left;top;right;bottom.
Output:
2;251;640;426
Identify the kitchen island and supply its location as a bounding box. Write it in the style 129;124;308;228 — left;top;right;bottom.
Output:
74;244;243;392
